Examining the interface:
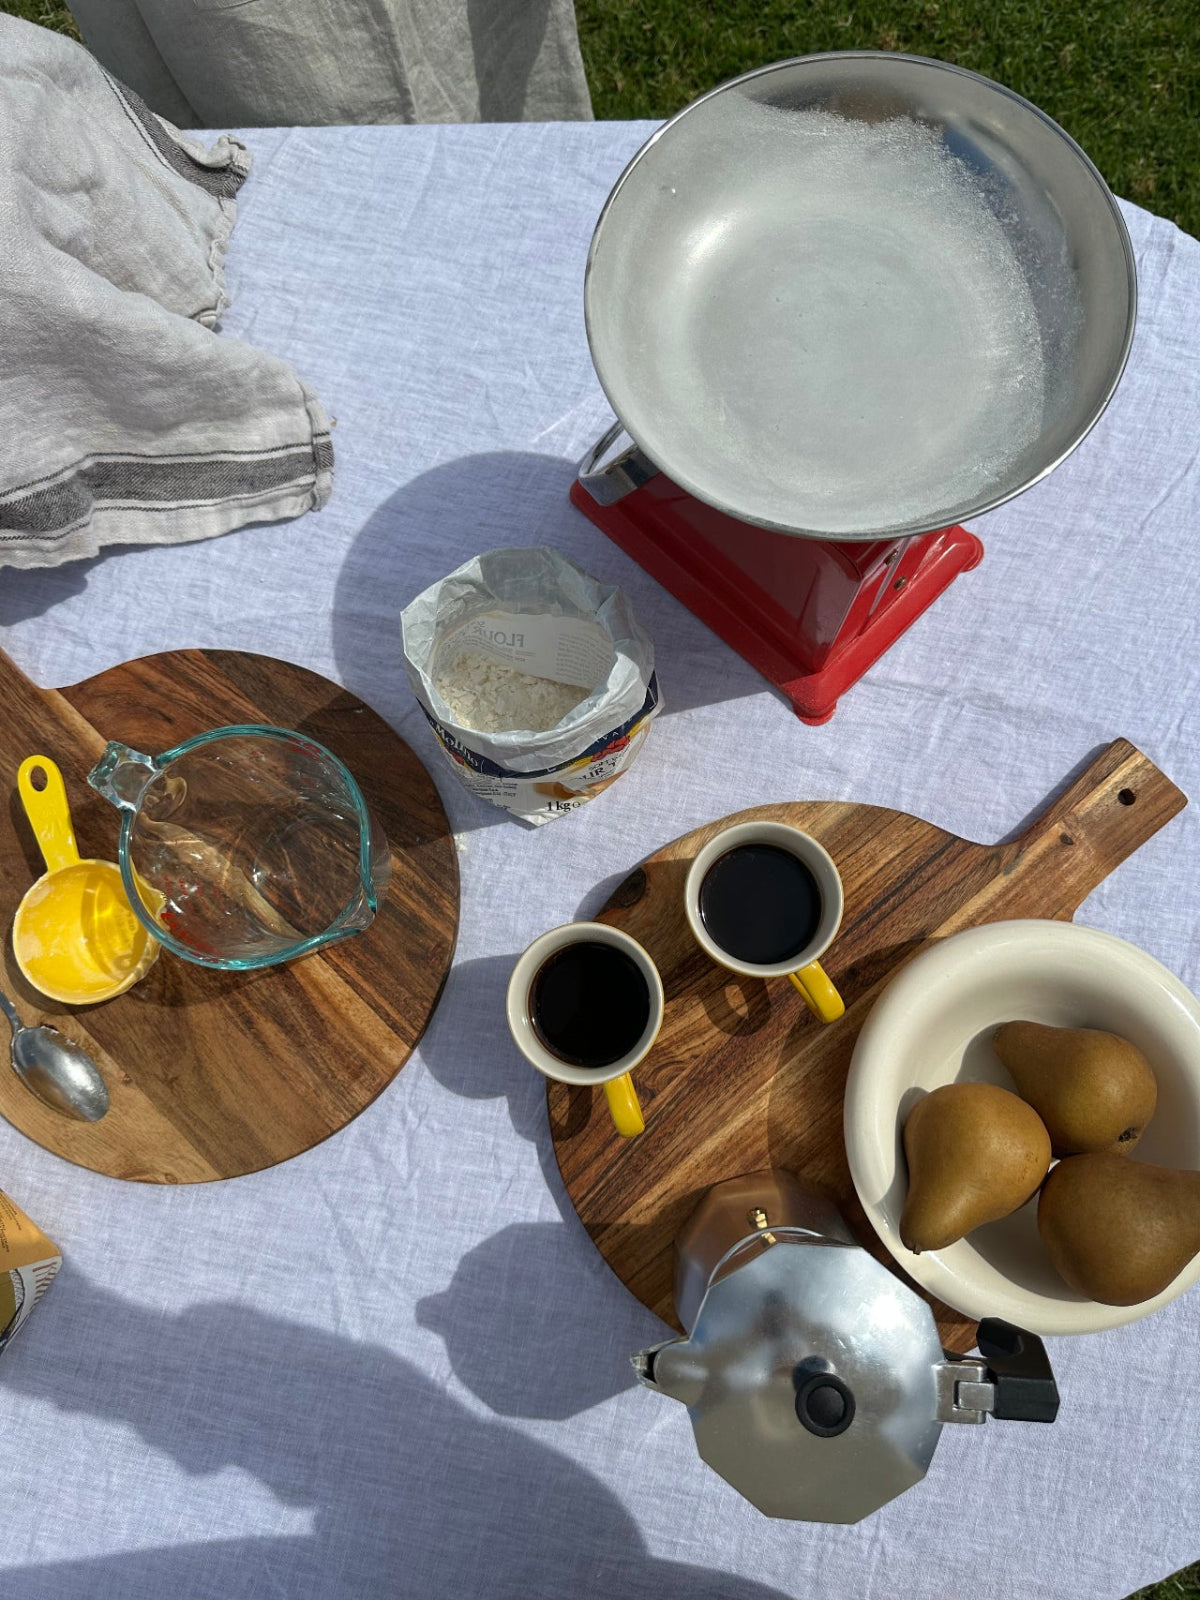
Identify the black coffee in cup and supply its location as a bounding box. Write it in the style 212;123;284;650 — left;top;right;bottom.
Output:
699;843;821;966
530;941;651;1068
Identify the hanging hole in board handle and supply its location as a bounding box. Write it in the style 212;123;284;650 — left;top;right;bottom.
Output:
29;766;47;793
1117;788;1137;806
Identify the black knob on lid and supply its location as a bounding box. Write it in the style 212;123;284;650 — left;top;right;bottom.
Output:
794;1372;855;1437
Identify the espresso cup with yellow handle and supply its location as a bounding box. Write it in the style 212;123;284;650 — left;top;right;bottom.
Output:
506;922;663;1138
684;820;845;1022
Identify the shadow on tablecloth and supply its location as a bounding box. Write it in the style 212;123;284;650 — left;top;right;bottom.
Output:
329;450;767;762
416;952;556;1146
412;948;668;1418
410;948;695;1424
2;1272;791;1600
0;556;95;625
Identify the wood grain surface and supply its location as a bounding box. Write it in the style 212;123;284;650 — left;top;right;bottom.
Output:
0;649;458;1183
548;740;1187;1352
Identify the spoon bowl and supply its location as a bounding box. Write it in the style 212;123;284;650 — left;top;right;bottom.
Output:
0;990;109;1121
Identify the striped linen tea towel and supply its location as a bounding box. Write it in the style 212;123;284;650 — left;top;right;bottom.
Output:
0;15;332;570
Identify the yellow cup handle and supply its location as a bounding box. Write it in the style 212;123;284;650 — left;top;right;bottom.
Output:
18;755;81;875
788;959;845;1023
603;1072;645;1139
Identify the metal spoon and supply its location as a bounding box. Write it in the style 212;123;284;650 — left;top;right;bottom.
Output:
0;989;109;1121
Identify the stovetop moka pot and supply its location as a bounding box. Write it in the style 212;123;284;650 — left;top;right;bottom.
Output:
632;1170;1059;1522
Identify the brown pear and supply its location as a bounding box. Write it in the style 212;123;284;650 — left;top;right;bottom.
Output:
900;1082;1052;1254
1038;1153;1200;1305
993;1021;1157;1156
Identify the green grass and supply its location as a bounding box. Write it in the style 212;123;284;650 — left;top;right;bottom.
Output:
1142;1572;1200;1600
576;0;1199;233
4;0;1199;1593
4;0;78;38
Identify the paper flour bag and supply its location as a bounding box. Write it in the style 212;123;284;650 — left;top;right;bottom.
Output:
0;1187;60;1358
401;547;660;824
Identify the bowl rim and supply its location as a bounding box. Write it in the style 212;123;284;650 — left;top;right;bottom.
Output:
584;50;1138;542
844;919;1200;1335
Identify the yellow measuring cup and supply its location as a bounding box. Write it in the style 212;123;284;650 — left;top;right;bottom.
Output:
12;756;158;1006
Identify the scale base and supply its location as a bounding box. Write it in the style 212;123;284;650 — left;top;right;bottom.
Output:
570;476;984;724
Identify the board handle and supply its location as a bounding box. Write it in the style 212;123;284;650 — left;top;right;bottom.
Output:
1003;739;1187;919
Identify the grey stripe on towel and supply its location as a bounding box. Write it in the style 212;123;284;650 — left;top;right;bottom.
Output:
108;80;250;199
1;440;333;539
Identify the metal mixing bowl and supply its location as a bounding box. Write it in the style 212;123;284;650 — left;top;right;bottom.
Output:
585;53;1137;540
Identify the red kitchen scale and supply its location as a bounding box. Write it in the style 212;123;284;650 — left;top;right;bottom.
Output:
571;424;982;725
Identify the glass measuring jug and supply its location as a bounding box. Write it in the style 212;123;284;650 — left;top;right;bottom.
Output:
88;726;391;970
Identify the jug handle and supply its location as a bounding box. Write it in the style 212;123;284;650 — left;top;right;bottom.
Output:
87;742;159;812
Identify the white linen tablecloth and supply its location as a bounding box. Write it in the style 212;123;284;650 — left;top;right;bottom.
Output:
1;121;1198;1600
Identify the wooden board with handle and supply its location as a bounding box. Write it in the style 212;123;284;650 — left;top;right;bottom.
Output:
548;740;1186;1352
0;648;458;1183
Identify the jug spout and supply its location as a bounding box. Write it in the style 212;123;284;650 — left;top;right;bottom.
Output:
631;1339;706;1407
87;742;159;812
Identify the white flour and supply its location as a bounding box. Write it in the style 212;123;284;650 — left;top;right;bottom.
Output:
435;648;590;733
402;548;660;823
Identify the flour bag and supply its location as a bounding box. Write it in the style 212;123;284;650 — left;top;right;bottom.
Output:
0;1187;60;1358
401;547;660;824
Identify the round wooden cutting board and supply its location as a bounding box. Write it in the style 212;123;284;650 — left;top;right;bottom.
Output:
548;739;1186;1353
0;648;458;1183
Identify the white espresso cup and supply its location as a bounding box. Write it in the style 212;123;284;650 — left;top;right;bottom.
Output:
684;820;845;1022
506;922;664;1138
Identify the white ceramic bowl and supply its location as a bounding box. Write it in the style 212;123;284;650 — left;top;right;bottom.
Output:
845;920;1200;1335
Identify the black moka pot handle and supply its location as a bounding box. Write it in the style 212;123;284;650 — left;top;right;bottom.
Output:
977;1319;1060;1423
